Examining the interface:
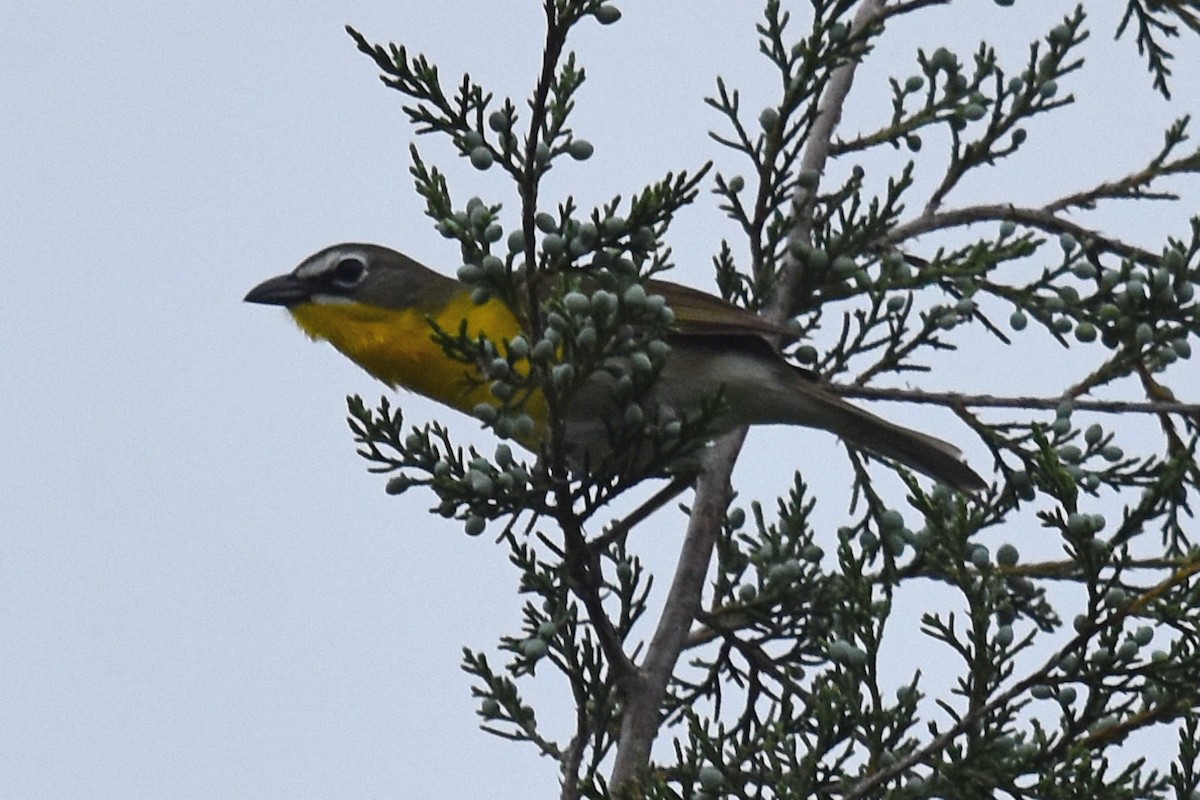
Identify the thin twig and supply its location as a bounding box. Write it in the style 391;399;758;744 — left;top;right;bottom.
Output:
560;512;638;686
832;383;1200;416
589;475;694;552
841;558;1200;799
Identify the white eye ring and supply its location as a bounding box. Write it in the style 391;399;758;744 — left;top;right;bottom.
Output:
331;257;367;286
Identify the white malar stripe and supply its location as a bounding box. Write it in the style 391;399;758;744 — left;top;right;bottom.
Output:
309;293;356;305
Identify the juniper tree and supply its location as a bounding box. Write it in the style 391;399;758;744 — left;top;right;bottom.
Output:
344;1;1200;797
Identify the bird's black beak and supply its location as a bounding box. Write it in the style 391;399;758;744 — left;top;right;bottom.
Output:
244;274;311;307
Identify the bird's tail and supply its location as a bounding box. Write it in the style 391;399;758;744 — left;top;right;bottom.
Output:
825;400;987;493
655;342;988;493
770;369;988;494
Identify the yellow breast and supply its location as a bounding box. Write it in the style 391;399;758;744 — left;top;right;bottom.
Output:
289;294;542;425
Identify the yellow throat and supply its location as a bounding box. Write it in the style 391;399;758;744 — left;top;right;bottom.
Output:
289;293;538;422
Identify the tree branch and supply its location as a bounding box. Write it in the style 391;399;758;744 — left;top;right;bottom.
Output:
883;203;1161;265
770;0;889;321
611;2;889;793
608;431;743;793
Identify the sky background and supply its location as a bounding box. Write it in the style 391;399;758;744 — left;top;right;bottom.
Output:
4;3;1198;798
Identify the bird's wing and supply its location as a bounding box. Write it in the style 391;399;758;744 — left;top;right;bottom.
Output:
645;278;792;340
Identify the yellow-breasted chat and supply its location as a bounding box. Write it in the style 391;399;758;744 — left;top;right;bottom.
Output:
245;243;986;493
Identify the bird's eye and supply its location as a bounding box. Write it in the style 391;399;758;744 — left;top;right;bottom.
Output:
331;257;366;286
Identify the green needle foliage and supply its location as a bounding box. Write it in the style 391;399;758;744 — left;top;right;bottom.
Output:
343;1;1200;798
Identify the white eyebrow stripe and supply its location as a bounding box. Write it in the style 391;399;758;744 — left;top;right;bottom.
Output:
294;248;367;280
294;257;332;280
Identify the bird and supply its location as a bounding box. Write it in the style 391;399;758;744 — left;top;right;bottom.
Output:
245;242;986;493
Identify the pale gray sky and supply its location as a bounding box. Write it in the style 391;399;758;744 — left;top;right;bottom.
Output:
4;3;1197;798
